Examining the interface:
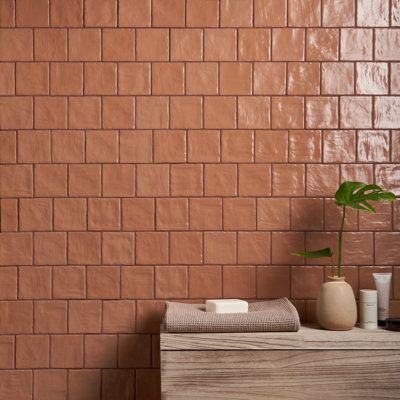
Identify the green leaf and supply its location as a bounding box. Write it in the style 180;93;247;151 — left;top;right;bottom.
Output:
291;248;333;259
335;181;396;213
334;181;365;205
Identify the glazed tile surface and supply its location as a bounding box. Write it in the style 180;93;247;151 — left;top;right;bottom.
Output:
0;0;399;399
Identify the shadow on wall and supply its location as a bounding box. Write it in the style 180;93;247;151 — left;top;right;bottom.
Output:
84;332;161;399
117;309;162;400
103;368;160;400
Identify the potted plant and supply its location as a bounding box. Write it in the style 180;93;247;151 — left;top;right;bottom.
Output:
292;181;396;331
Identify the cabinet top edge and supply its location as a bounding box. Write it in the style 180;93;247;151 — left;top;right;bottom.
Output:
161;324;400;350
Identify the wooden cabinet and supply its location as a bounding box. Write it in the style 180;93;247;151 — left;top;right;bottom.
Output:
161;325;400;399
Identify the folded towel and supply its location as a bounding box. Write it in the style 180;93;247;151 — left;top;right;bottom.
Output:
163;298;300;333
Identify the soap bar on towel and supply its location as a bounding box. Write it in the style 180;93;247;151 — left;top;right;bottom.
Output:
163;298;301;332
205;299;248;313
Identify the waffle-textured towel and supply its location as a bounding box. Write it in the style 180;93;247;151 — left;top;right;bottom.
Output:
163;298;300;333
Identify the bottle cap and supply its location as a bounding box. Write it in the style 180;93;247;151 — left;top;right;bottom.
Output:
385;318;400;331
360;289;377;302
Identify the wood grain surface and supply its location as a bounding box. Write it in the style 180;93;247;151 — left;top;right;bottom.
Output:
161;325;400;399
162;350;400;399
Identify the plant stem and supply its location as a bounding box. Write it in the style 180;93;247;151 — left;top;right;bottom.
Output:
337;205;346;277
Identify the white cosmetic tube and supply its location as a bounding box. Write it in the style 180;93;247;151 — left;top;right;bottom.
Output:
359;289;378;329
373;272;392;325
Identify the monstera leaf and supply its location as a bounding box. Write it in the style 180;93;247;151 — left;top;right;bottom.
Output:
291;248;333;259
291;181;396;273
335;181;396;213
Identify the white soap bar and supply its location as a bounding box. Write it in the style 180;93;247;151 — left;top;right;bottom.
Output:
205;299;248;313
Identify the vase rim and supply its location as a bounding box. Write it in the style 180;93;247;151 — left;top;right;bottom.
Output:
327;275;345;281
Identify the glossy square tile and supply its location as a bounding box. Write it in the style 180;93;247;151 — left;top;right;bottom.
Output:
374;96;400;129
190;198;223;230
257;198;290;230
271;96;304;129
356;62;388;95
238;29;270;61
272;28;305;61
291;266;324;299
357;0;389;27
204;164;238;196
239;164;271;196
221;0;253;27
170;232;202;264
136;28;169;61
375;164;400;195
156;198;188;230
321;62;354;95
238;96;270;129
136;96;169;129
16;62;48;95
257;266;290;299
204;96;237;129
34;28;67;61
322;0;355;27
186;63;218;95
68;28;100;61
272;164;305;196
204;232;237;264
288;0;321;27
204;28;237;61
153;0;185;27
271;232;305;265
188;130;220;162
220;62;252;95
170;96;203;129
152;62;184;95
291;198;324;231
255;130;288;162
223;265;256;298
306;164;339;196
0;29;33;61
254;0;287;27
223;198;256;230
340;28;373;60
359;202;392;231
154;130;186;163
221;130;254;162
254;62;286;94
289;130;321;162
102;28;135;61
171;29;203;61
119;0;151;27
306;28;339;61
323;130;356;162
186;0;219;27
340;96;372;129
84;0;116;27
357;130;390;162
306;96;338;128
171;164;203;196
238;232;270;264
189;266;222;299
288;62;320;95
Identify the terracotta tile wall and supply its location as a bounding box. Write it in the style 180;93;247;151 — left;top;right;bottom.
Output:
0;0;400;398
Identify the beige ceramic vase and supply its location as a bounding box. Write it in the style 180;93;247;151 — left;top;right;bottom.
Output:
317;276;357;330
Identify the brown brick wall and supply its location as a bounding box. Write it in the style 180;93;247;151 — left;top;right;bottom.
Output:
0;0;399;399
